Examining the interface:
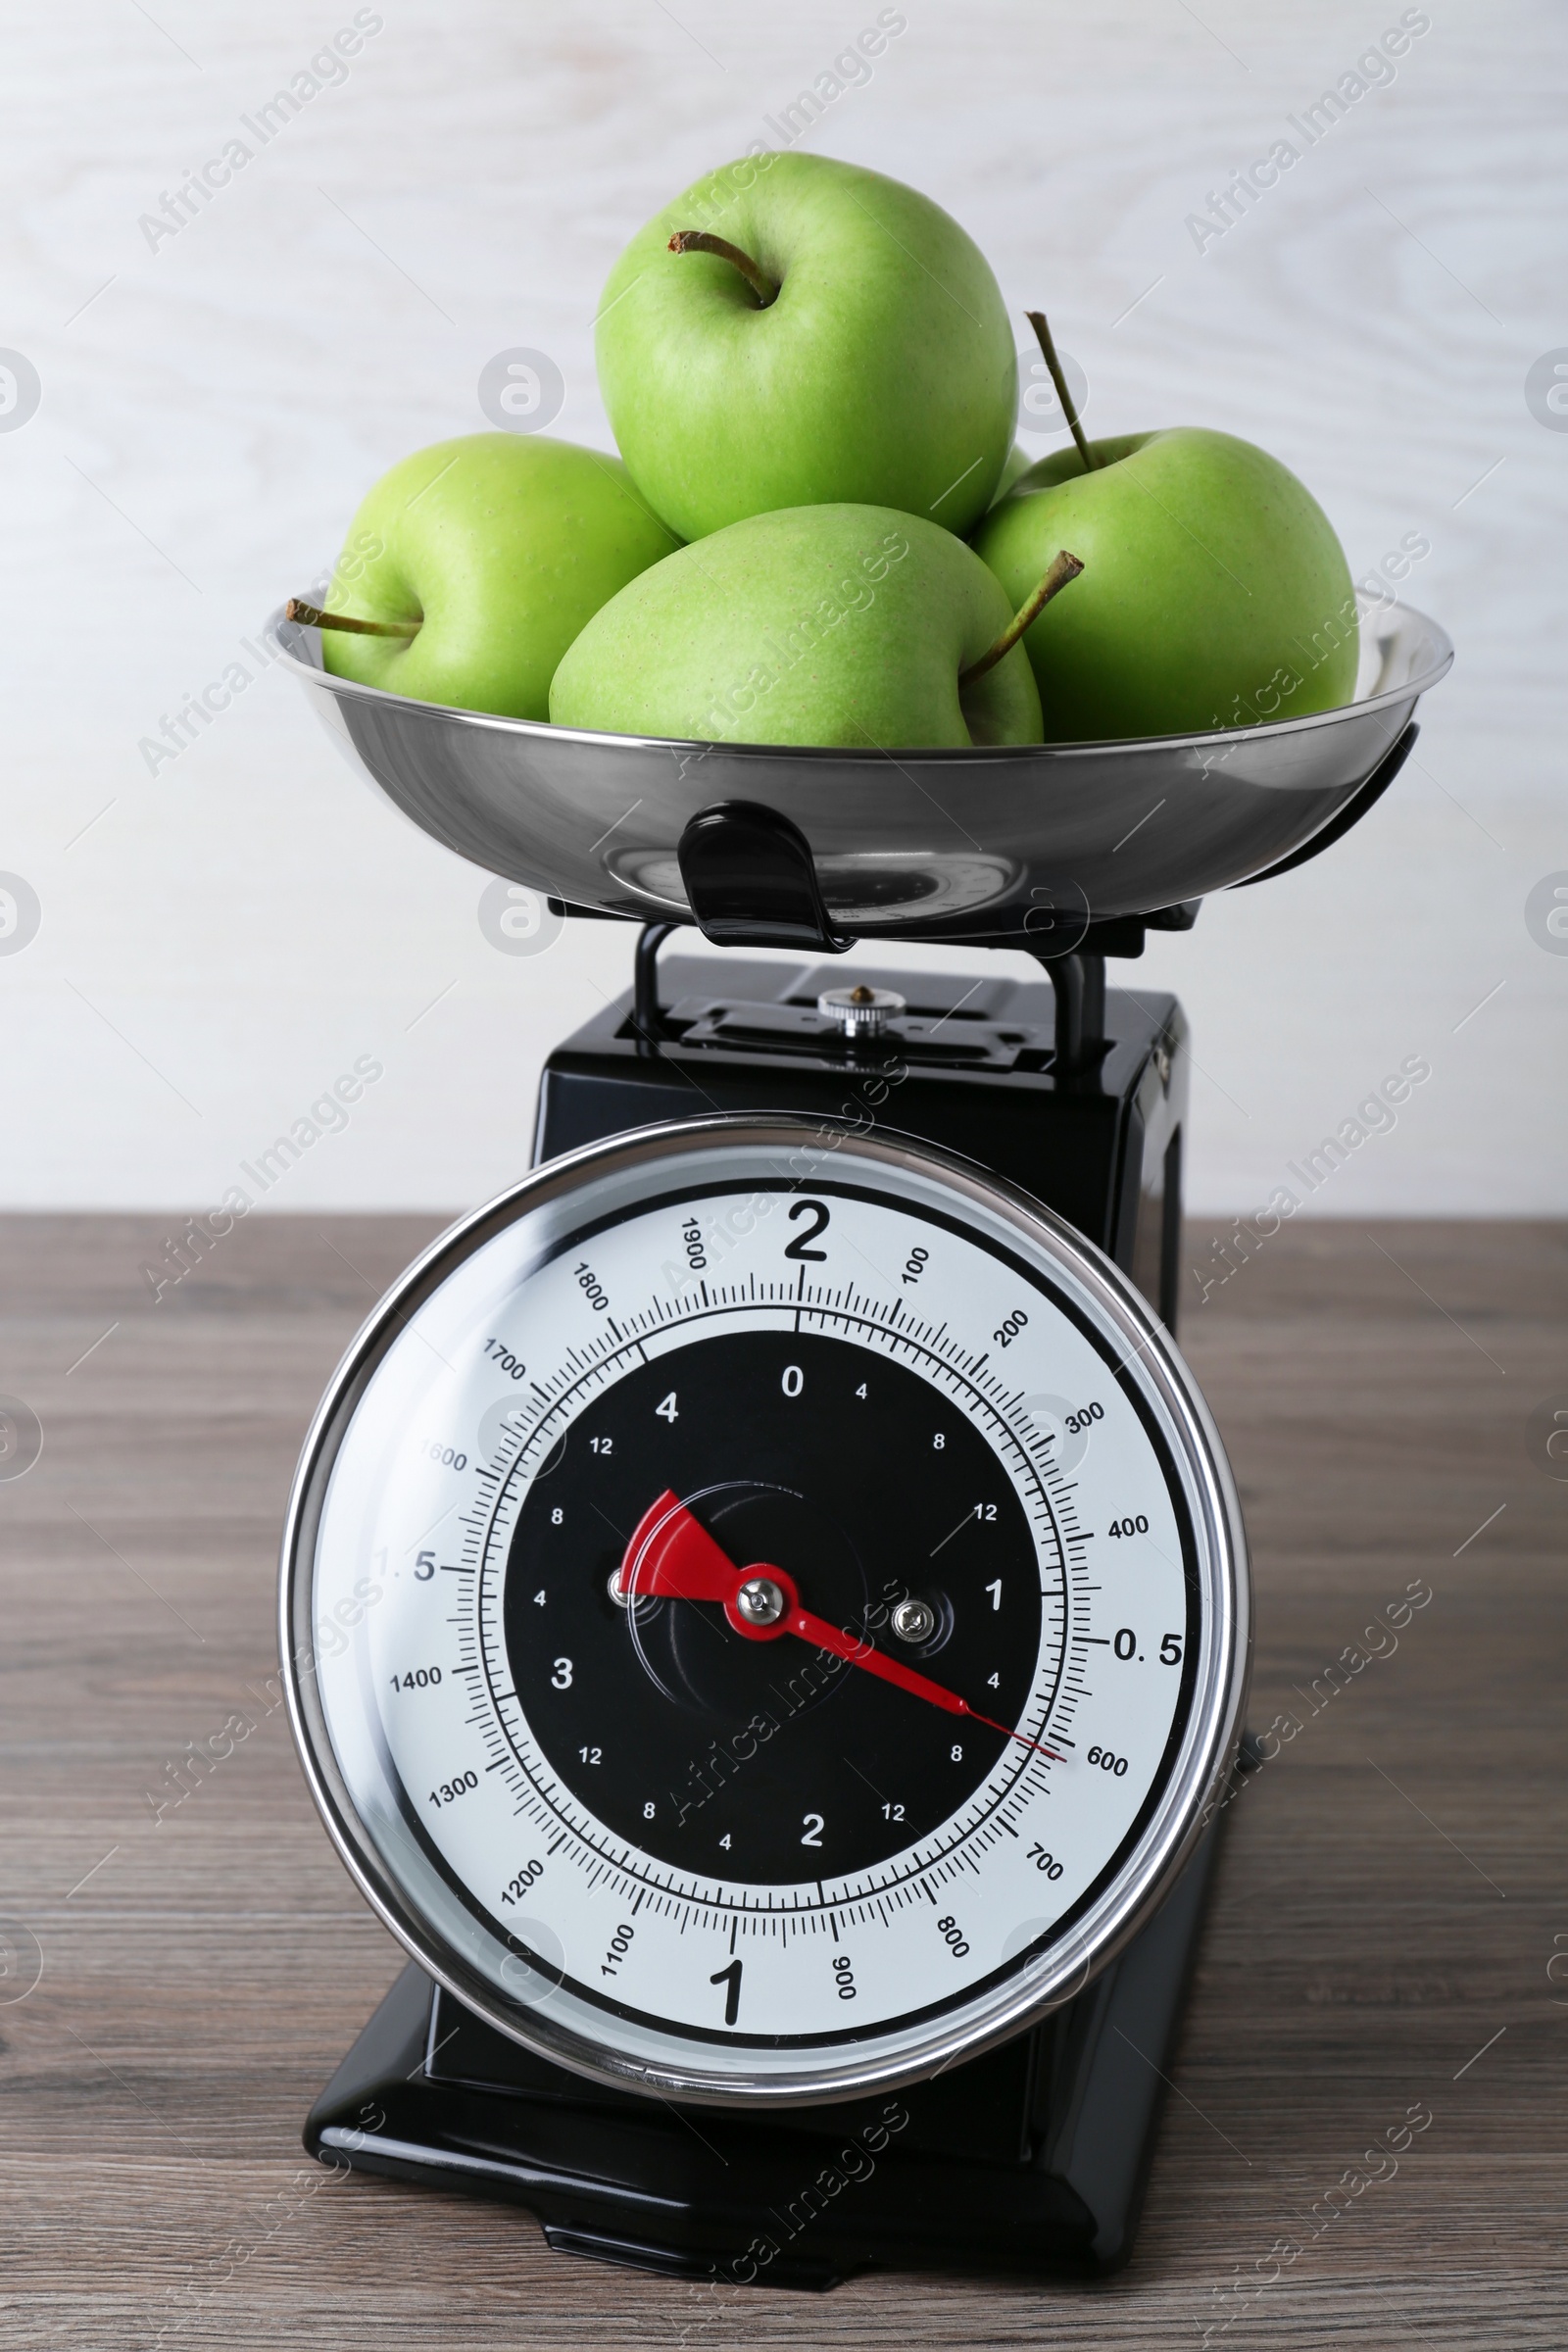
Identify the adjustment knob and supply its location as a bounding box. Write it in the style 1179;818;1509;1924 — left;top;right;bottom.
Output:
818;983;906;1039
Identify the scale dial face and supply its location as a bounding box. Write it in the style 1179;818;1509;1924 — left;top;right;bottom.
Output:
283;1118;1248;2105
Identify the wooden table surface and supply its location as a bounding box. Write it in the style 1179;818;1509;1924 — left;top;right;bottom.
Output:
3;1213;1565;2349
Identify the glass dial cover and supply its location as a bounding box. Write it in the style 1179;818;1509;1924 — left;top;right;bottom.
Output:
281;1117;1248;2106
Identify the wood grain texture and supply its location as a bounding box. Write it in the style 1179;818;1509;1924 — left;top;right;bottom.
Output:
2;1213;1565;2347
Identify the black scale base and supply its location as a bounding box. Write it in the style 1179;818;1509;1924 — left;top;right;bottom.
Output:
309;1820;1223;2287
305;945;1233;2286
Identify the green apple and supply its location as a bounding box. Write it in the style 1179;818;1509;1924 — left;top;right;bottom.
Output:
595;153;1017;543
987;442;1033;508
972;428;1358;741
550;504;1063;749
309;433;680;719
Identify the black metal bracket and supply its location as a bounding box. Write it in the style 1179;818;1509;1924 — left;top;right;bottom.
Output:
1031;951;1107;1079
676;801;851;955
1070;900;1202;961
634;918;1106;1080
1233;721;1417;888
631;921;676;1045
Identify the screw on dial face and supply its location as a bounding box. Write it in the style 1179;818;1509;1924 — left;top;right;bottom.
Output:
734;1575;786;1627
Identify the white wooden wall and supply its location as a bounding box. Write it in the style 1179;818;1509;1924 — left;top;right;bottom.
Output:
2;0;1562;1214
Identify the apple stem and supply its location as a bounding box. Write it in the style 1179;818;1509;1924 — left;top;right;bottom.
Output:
667;229;779;308
1025;310;1098;473
958;550;1084;689
286;597;420;639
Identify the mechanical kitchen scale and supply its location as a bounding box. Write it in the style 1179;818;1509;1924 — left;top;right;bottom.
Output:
269;598;1449;2286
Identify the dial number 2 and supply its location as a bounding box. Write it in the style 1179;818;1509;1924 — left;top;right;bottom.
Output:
784;1200;830;1260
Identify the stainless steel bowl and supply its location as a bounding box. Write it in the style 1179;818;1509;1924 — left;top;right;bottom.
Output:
267;598;1450;938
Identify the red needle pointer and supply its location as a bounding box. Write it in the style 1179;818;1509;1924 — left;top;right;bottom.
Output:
615;1491;1062;1762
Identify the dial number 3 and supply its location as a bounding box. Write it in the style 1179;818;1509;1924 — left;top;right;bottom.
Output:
551;1657;572;1690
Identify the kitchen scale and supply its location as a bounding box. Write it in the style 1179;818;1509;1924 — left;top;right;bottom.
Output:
269;598;1449;2286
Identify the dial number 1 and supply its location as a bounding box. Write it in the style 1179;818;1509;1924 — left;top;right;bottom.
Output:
710;1958;743;2025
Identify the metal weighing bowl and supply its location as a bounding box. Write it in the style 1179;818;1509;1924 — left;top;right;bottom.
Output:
266;599;1451;940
